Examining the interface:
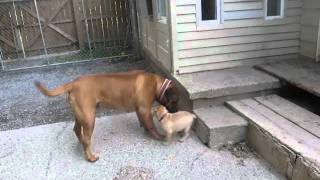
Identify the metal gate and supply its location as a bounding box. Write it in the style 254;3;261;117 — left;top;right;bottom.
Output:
0;0;135;70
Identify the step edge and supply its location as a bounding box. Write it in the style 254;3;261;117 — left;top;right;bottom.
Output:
189;81;281;100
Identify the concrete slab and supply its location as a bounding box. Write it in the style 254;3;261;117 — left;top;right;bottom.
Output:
0;113;284;180
176;67;280;100
257;59;320;97
194;106;248;149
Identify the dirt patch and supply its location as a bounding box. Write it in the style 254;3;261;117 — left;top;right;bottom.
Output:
220;142;257;166
113;166;154;180
226;142;254;159
0;58;151;131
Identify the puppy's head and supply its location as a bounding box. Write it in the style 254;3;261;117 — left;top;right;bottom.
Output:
161;82;179;113
155;105;168;120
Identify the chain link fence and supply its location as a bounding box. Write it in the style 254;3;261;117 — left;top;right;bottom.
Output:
0;0;136;70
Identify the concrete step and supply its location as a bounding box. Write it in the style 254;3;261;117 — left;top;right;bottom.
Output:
194;106;248;149
257;59;320;97
176;67;280;109
226;95;320;180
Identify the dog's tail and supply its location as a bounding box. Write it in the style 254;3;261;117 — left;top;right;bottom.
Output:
34;81;73;97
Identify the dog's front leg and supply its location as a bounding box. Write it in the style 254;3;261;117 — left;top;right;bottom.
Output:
163;131;173;146
136;107;164;140
137;115;145;128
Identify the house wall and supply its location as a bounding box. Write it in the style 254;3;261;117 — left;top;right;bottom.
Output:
300;0;320;61
175;0;303;74
137;0;172;72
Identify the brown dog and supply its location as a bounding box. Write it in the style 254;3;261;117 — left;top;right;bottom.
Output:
34;70;179;162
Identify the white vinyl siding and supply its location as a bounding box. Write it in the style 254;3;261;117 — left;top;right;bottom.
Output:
300;0;320;61
175;0;303;74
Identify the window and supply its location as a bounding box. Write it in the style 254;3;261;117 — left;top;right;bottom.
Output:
156;0;167;17
146;0;153;16
155;0;167;23
196;0;221;27
265;0;284;20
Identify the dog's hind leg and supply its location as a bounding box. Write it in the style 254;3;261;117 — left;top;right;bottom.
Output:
71;95;98;162
179;124;192;142
73;119;82;143
69;94;83;143
81;109;98;162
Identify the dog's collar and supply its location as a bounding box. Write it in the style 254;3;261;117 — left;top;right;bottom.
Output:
157;79;172;103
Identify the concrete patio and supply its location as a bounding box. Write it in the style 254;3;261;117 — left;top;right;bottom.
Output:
0;113;284;180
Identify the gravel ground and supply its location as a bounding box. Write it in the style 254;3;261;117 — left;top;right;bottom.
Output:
0;58;151;131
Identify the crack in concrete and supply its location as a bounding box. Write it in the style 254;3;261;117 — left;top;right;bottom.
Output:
190;149;209;170
0;142;16;160
45;152;53;177
56;123;68;141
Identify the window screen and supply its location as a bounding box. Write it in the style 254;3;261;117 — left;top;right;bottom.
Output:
201;0;216;20
267;0;282;16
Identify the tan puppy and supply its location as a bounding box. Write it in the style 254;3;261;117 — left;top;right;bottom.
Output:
154;105;196;145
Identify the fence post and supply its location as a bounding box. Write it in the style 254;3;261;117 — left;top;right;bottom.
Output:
72;0;85;49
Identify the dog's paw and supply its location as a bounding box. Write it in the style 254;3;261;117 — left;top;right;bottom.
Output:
87;155;99;163
178;137;188;143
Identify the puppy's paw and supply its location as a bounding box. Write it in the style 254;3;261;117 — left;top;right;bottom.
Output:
162;141;171;146
178;136;188;143
87;154;99;163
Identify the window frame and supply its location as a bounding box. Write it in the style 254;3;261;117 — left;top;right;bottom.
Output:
265;0;285;20
196;0;222;27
